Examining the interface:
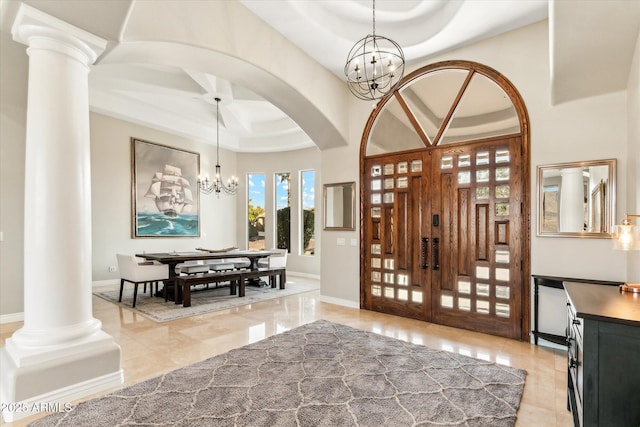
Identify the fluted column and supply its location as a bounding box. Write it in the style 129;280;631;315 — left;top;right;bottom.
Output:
1;5;122;422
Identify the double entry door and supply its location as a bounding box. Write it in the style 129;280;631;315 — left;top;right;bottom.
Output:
362;135;524;339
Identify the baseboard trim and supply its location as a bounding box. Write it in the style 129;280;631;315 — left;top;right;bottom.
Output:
533;336;567;351
0;312;24;325
319;295;360;309
92;279;119;287
287;271;320;280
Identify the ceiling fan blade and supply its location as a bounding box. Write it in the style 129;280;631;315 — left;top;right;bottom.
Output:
182;68;234;102
218;103;251;135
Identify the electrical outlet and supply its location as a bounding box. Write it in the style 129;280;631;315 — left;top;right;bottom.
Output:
108;266;117;272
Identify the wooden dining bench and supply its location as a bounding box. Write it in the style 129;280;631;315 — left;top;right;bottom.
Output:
173;267;286;307
241;267;286;289
174;270;244;307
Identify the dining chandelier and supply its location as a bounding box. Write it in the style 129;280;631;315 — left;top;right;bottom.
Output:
198;97;238;196
344;0;405;101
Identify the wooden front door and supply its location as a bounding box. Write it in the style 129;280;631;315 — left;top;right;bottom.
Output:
363;151;431;322
429;137;524;339
360;61;530;340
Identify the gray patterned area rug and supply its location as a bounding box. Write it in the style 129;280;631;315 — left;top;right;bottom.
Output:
30;320;527;427
94;280;319;322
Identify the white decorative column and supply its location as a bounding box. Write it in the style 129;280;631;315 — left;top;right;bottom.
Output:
559;167;585;232
1;5;122;422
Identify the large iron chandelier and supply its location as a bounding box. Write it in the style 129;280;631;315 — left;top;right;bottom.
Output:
344;0;405;101
198;97;238;196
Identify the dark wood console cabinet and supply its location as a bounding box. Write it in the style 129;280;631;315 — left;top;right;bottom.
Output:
564;282;640;427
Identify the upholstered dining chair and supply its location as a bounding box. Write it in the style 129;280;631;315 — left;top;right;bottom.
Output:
256;248;288;287
116;254;169;307
257;248;288;269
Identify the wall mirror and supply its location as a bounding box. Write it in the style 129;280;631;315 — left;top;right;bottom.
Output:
324;182;356;230
537;159;616;238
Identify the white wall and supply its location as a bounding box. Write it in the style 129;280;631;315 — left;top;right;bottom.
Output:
0;20;322;311
319;142;363;306
2;15;638;337
319;20;637;336
90;117;324;283
0;32;28;319
627;31;640;284
90;113;239;282
426;21;629;284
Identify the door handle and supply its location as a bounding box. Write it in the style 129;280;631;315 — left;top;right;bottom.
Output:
421;237;429;269
432;238;440;270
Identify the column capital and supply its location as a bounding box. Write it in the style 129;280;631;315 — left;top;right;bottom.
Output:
11;3;107;65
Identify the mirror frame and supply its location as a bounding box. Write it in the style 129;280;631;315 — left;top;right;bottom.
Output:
536;159;616;238
323;182;356;231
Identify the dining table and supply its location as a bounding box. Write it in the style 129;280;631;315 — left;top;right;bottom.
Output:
135;249;280;301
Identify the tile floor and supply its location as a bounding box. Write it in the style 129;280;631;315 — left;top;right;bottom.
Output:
1;276;573;426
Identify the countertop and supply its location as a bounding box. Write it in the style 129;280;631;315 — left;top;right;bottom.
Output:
564;281;640;327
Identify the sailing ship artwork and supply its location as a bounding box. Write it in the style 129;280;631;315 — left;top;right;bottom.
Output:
132;139;200;237
145;165;193;218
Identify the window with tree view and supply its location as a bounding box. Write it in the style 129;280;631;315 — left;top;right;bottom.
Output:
247;173;265;250
275;173;291;252
301;170;315;255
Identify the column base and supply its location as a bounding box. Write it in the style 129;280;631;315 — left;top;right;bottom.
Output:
0;330;123;423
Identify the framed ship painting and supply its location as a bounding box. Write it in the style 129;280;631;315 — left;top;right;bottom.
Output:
131;138;200;237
